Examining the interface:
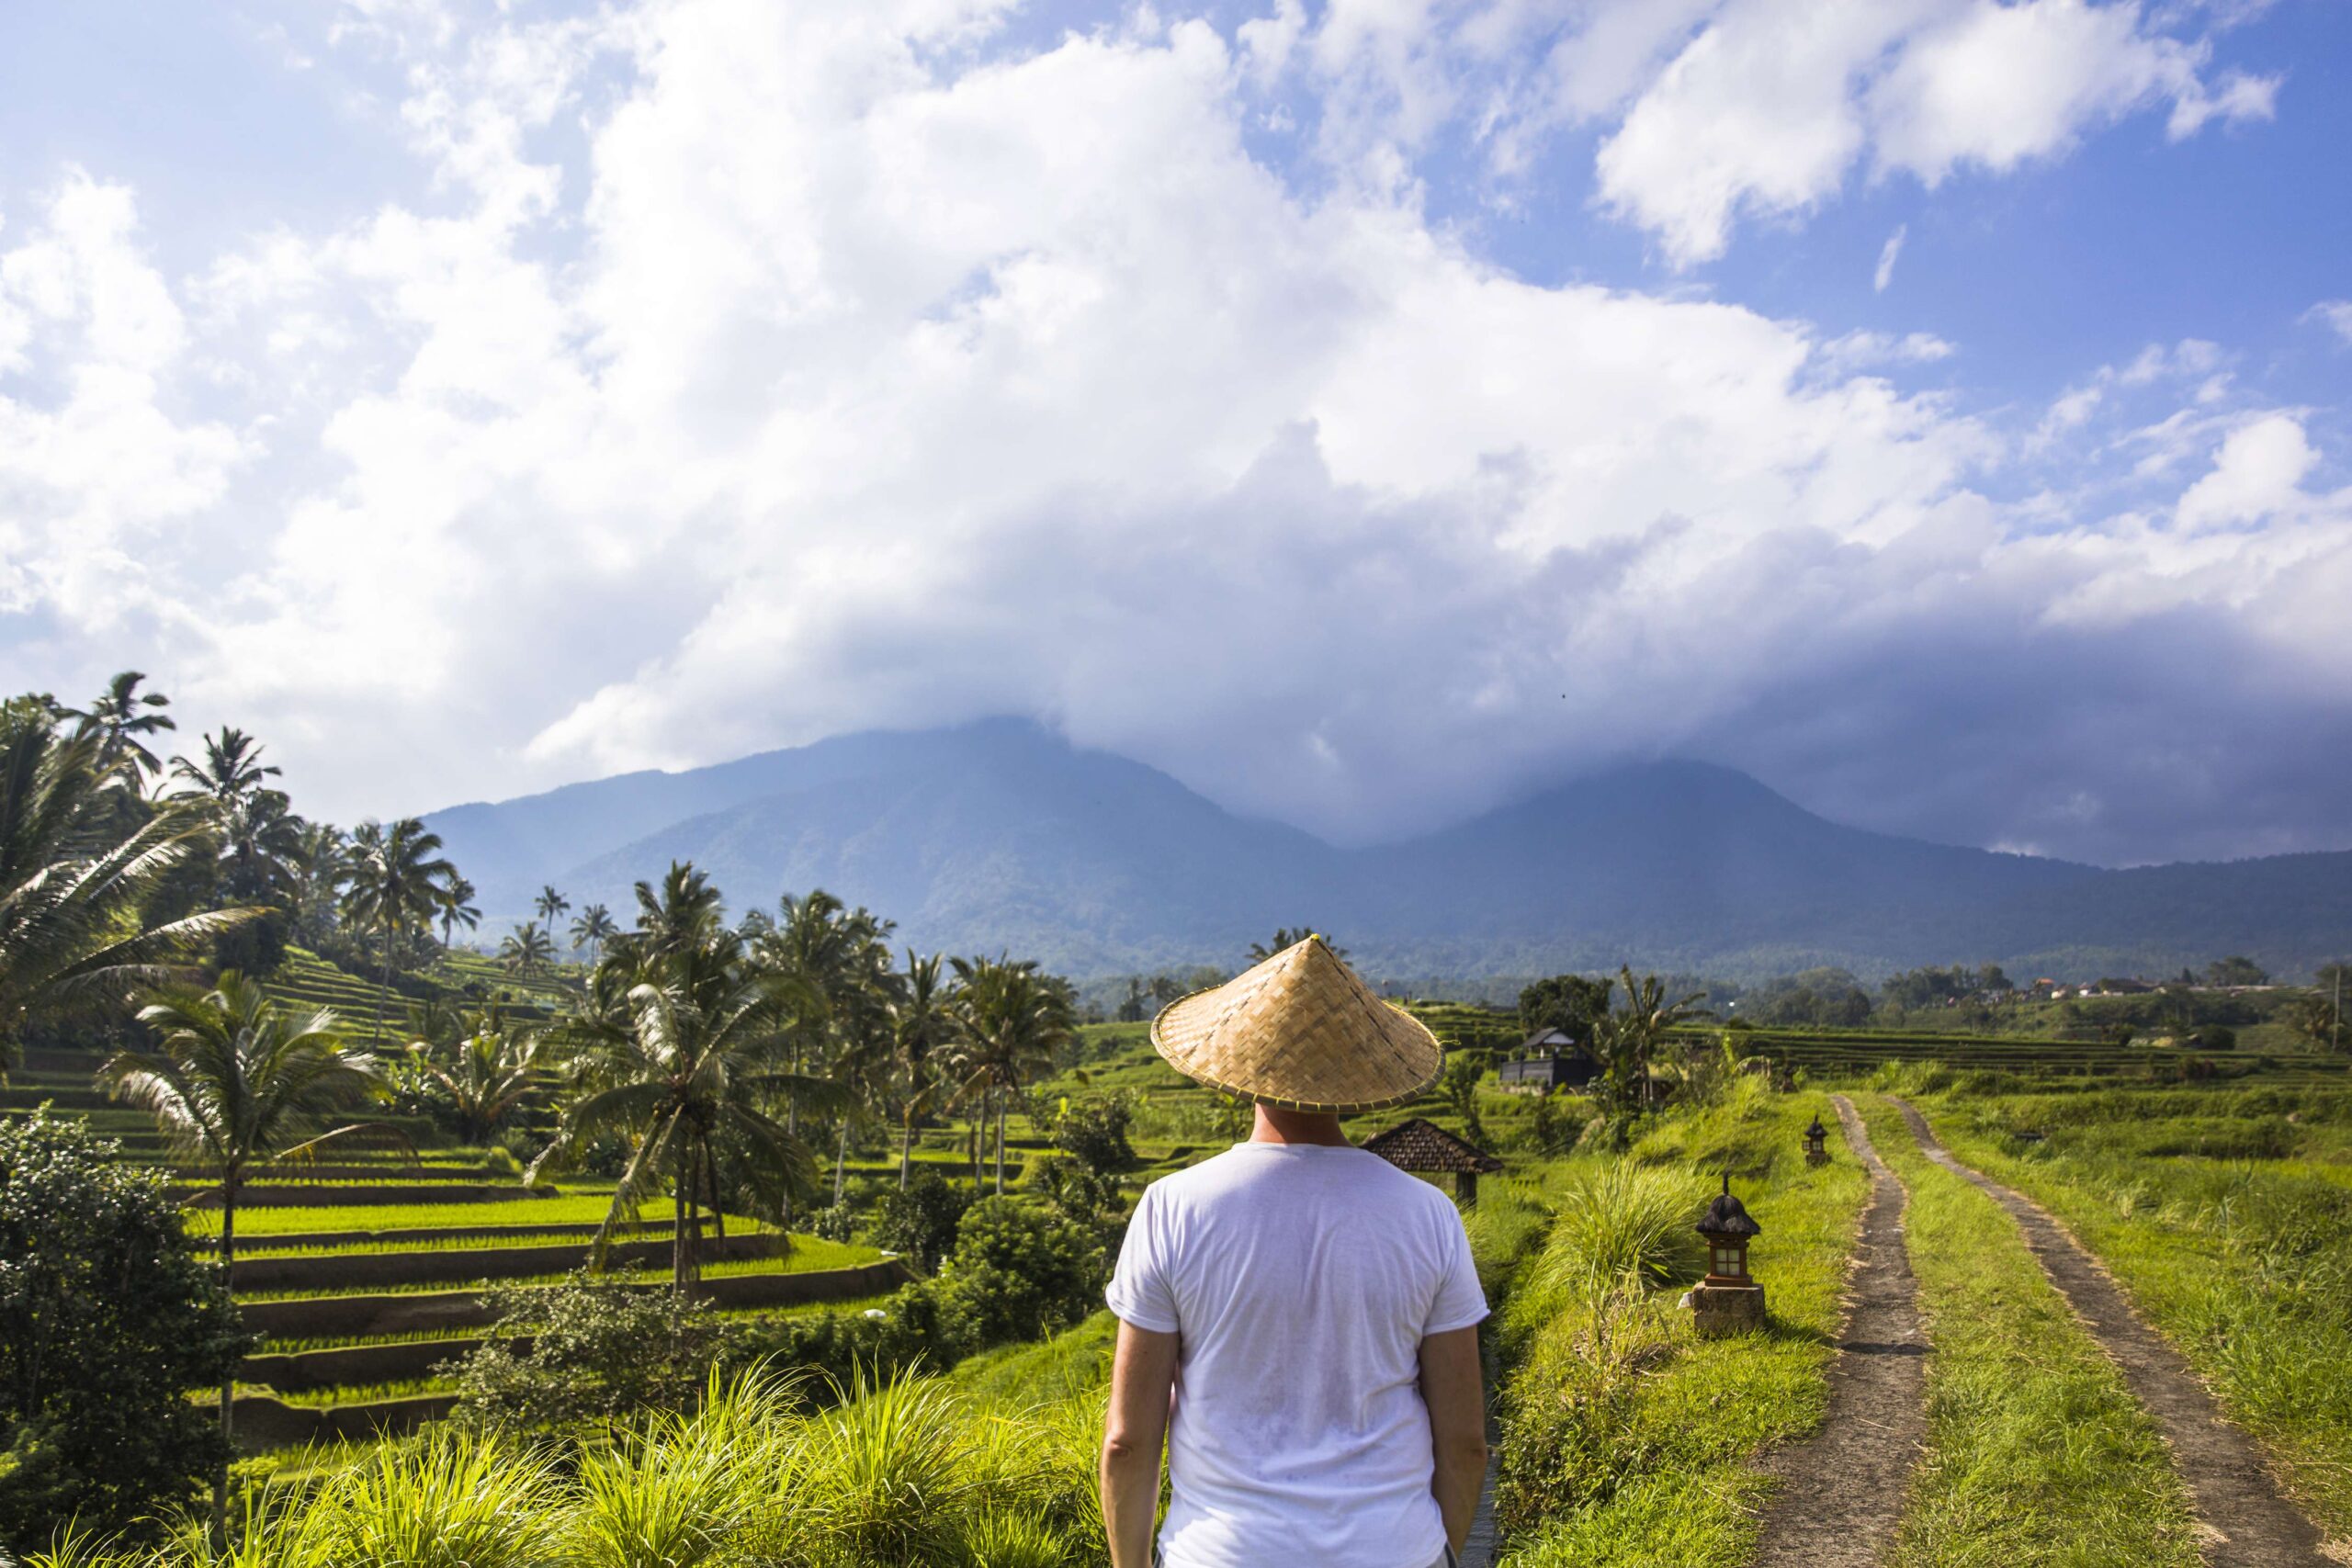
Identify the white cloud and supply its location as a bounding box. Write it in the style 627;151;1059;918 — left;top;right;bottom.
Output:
2307;300;2352;346
2176;412;2317;529
0;172;246;625
1507;0;2278;265
0;0;2345;867
1874;223;1906;291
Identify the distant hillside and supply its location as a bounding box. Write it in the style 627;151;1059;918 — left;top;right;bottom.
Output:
424;719;2352;982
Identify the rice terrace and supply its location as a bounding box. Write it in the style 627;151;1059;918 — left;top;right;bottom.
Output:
6;1;2352;1565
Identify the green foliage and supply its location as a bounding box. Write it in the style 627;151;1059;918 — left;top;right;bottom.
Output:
930;1197;1102;1358
443;1276;737;1435
866;1170;971;1274
0;1111;248;1552
1438;1053;1488;1144
2205;955;2270;987
1743;967;1872;1028
1519;975;1611;1041
1044;1094;1136;1175
1513;1162;1707;1325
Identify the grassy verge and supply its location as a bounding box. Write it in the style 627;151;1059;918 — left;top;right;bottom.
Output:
1493;1086;1873;1566
1850;1094;2199;1567
1913;1089;2352;1540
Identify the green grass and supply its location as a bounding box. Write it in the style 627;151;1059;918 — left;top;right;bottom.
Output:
951;1312;1119;1409
1492;1086;1874;1566
1911;1089;2352;1540
198;1195;738;1238
233;1235;882;1301
1850;1095;2199;1567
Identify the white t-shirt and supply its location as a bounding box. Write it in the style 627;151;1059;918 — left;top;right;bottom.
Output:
1104;1141;1489;1568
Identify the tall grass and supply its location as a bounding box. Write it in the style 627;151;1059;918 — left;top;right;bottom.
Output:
1513;1163;1707;1327
32;1366;1114;1568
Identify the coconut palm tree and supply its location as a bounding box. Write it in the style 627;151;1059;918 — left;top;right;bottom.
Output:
535;886;571;949
0;710;251;1077
750;890;896;1140
1250;928;1347;964
439;874;481;950
290;820;350;942
892;952;959;1189
98;973;382;1522
1596;965;1709;1112
169;726;279;810
59;670;175;785
946;955;1075;1194
500;920;555;976
343;818;455;1042
569;902;617;964
532;923;831;1289
409;1014;543;1145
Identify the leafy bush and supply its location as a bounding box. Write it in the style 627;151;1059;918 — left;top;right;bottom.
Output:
931;1197;1103;1358
1046;1095;1136;1175
866;1169;969;1273
0;1112;248;1553
443;1276;737;1434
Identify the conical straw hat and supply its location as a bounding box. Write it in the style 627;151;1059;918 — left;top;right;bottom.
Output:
1150;936;1442;1113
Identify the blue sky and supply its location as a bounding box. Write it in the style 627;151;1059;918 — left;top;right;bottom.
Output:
2;0;2348;866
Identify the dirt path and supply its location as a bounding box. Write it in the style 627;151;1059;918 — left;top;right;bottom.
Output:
1747;1094;1929;1568
1886;1096;2332;1568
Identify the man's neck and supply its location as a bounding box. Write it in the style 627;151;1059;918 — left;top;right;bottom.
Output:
1250;1104;1351;1146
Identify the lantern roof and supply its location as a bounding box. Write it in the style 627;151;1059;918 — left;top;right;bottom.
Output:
1805;1114;1827;1137
1697;1173;1761;1238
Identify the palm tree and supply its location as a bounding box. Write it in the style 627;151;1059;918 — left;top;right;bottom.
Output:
409;1015;543;1145
947;955;1075;1194
438;874;482;950
535;886;571;950
342;818;455;1042
169;726;279;809
892;952;959;1189
1250;928;1347;964
500;920;554;976
533;924;830;1289
0;711;252;1077
1597;965;1708;1112
59;670;175;785
569;902;617;964
98;973;381;1523
289;821;349;942
612;862;726;970
750;890;896;1140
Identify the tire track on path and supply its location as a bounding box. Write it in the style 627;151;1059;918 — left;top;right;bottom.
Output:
1748;1094;1928;1568
1886;1095;2331;1568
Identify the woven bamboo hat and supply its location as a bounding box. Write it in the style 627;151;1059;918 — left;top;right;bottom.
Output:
1150;936;1442;1113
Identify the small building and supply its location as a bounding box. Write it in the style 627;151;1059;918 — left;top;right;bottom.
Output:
1361;1116;1505;1204
1497;1028;1599;1092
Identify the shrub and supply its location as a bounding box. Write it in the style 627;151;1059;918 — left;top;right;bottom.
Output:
931;1198;1103;1359
0;1111;248;1553
1046;1095;1136;1175
443;1276;739;1434
810;1201;859;1243
866;1170;969;1274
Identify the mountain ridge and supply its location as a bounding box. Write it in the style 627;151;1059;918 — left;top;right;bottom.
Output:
421;719;2349;982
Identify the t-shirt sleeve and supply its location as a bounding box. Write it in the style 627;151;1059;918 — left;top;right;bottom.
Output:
1104;1185;1180;1333
1424;1203;1489;1336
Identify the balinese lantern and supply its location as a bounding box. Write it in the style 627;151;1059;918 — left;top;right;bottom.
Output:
1689;1174;1766;1336
1804;1113;1830;1167
1697;1174;1761;1285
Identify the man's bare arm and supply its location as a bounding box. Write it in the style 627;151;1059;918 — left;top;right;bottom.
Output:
1419;1325;1487;1551
1102;1318;1180;1568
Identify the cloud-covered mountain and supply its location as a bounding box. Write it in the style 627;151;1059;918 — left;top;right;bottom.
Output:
425;720;2352;983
